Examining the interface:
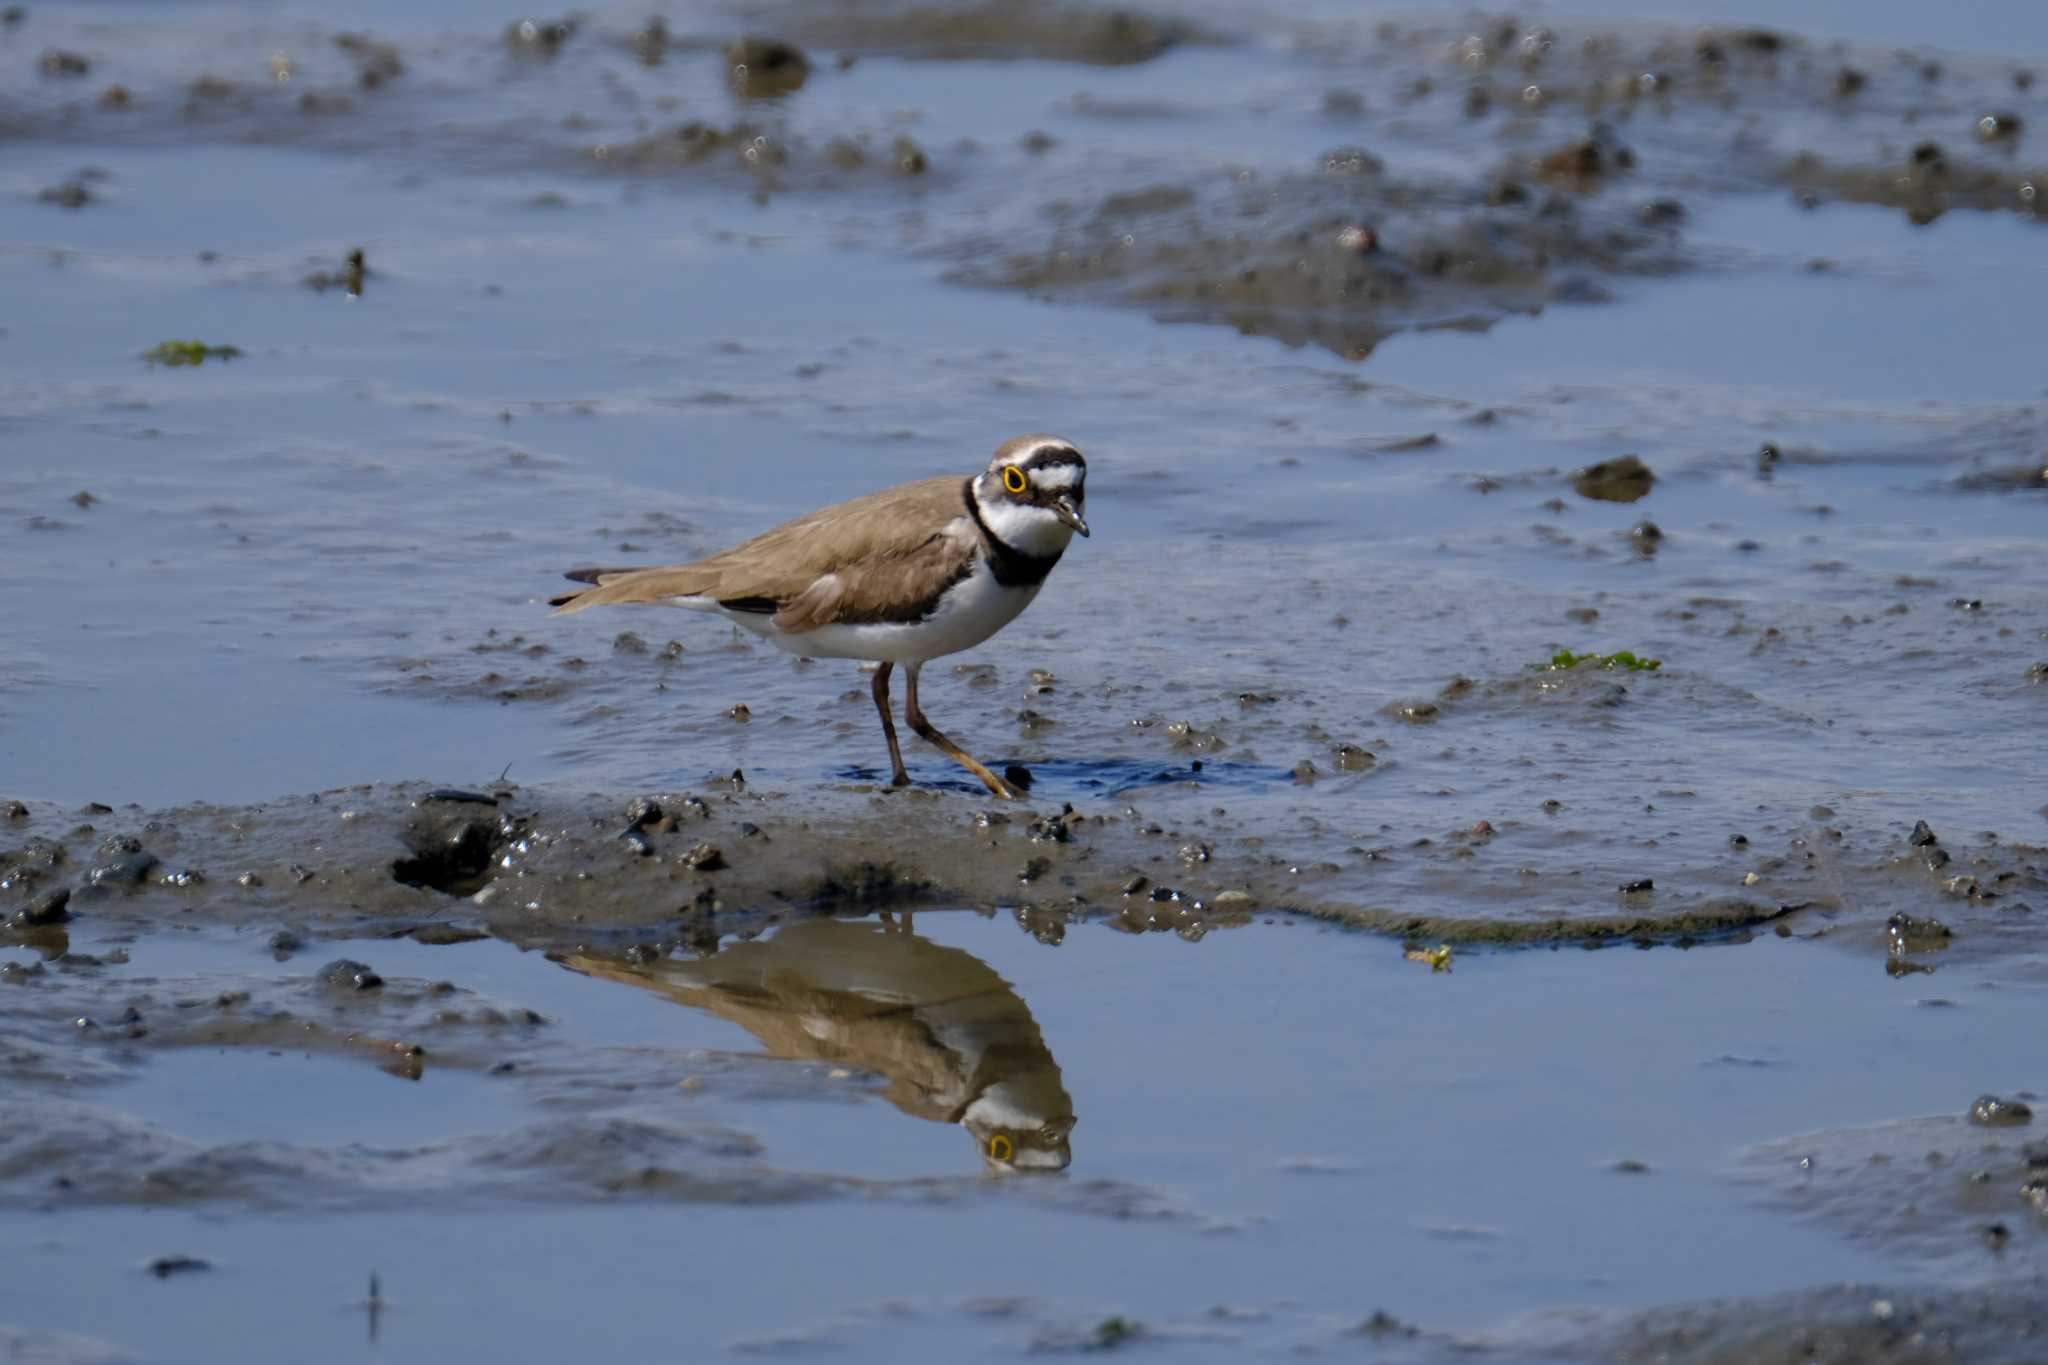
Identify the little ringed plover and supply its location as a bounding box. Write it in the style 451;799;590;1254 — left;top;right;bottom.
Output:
550;434;1088;799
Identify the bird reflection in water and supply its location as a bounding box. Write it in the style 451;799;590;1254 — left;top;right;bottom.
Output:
562;912;1075;1172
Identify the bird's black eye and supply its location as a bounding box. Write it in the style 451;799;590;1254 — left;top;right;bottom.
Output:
987;1134;1015;1162
1002;466;1028;494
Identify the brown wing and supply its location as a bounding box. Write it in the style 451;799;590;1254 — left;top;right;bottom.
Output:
548;475;978;631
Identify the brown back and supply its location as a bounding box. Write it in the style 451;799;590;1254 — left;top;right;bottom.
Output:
550;474;979;629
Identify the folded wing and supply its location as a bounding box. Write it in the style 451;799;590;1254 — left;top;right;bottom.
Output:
549;474;978;632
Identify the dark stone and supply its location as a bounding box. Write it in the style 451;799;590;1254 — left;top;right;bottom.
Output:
11;886;70;926
1968;1095;2033;1128
419;789;498;806
391;813;502;897
681;842;725;872
725;36;809;99
1887;912;1951;954
86;851;158;888
318;959;384;991
1909;820;1940;847
147;1255;210;1279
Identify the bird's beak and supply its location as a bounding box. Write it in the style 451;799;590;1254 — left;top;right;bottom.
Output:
1053;496;1090;537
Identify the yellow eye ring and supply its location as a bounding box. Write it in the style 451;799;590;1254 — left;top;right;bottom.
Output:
1002;466;1027;494
987;1134;1015;1162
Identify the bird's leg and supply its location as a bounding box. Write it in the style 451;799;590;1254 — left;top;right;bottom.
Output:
872;661;910;787
904;662;1020;800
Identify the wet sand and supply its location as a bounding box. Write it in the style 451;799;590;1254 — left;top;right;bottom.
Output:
3;0;2046;1358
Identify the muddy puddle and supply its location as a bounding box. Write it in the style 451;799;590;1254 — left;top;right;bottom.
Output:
4;0;2047;1357
4;906;2045;1361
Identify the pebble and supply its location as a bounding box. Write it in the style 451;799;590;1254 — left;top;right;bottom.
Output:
1968;1095;2033;1128
318;959;384;991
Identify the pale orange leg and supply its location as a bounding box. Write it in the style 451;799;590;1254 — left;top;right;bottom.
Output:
904;662;1020;800
872;661;911;787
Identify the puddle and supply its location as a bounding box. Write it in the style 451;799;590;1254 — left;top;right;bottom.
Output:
2;912;2044;1360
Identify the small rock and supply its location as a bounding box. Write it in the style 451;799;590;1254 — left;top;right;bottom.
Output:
87;851;158;888
1028;814;1073;844
1571;455;1656;503
1976;112;2023;143
39;49;90;77
1968;1095;2033;1128
10;886;70;927
1178;842;1212;865
1333;743;1376;772
318;959;383;991
147;1255;210;1279
1887;912;1951;954
725;35;809;98
1619;878;1654;894
1911;821;1942;847
681;842;725;872
37;181;91;209
268;930;302;960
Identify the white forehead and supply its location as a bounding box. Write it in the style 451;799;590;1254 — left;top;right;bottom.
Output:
1029;464;1083;492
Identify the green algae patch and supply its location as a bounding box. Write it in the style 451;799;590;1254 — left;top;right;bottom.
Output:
144;339;243;367
1545;648;1661;672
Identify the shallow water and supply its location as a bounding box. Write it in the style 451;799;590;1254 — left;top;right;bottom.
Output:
4;0;2047;1357
3;912;2043;1360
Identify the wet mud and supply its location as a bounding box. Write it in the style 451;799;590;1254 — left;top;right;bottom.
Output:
6;782;2039;956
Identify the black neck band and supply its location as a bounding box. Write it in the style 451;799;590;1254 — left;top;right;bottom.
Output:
964;480;1063;588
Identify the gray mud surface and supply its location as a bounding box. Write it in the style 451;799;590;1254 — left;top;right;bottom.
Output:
4;0;2047;1359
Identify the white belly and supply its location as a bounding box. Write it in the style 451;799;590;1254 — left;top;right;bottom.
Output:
714;558;1044;664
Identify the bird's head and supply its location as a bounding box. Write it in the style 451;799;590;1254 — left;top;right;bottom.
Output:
974;435;1089;556
965;1087;1076;1174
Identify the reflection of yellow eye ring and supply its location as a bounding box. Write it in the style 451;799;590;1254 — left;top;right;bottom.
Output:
1002;466;1027;494
988;1134;1015;1162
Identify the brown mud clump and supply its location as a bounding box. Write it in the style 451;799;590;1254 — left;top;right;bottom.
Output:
725;37;811;99
1572;455;1655;503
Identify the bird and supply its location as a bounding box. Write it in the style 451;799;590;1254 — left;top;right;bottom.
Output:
563;912;1076;1172
549;434;1088;800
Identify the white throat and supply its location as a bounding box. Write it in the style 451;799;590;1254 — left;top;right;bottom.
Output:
972;481;1075;560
